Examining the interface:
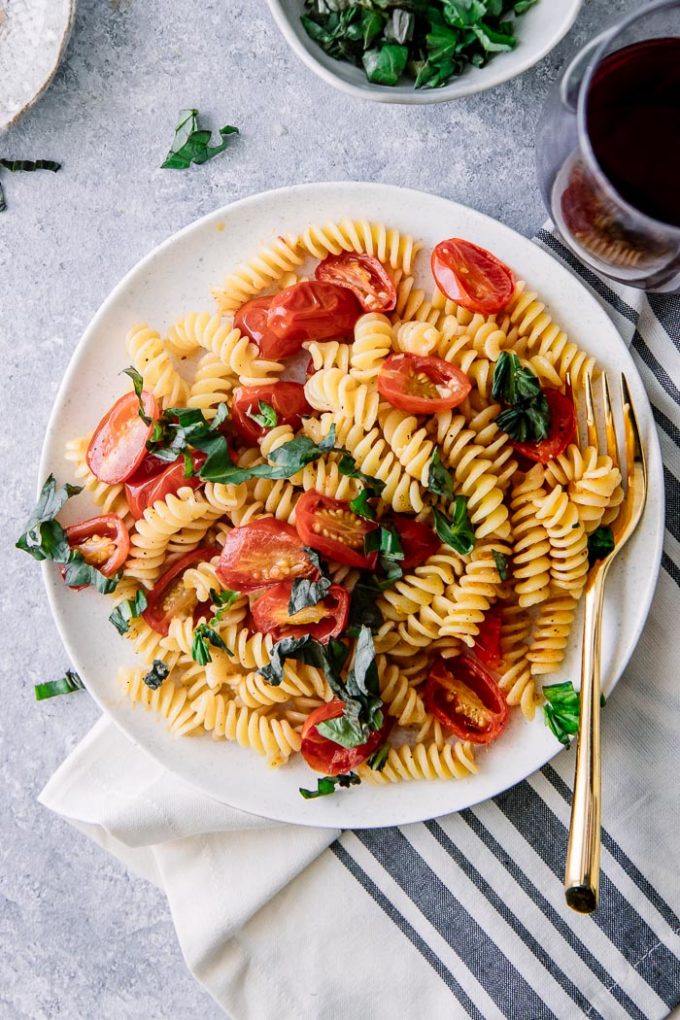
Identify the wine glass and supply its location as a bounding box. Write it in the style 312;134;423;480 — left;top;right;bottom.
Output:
536;0;680;293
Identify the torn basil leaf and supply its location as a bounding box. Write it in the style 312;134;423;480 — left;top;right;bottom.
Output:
427;448;455;501
161;109;239;170
349;488;376;521
109;590;148;635
492;550;509;582
363;43;408;85
338;452;385;497
492;352;550;443
367;743;390;771
348;578;384;634
259;634;347;696
299;772;361;799
62;553;121;595
122;366;151;424
16;475;82;563
365;524;404;586
317;626;383;748
587;526;614;566
34;670;84;701
192;623;229;666
246;400;278;429
143;660;170;690
288;577;332;615
432;500;475;556
0;159;61;213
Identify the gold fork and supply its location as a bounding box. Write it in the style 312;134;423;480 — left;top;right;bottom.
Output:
564;372;648;913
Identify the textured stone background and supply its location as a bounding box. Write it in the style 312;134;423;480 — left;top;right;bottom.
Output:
0;0;651;1017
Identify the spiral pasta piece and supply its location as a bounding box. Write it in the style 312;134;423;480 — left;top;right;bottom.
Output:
304;369;380;431
510;466;552;608
358;740;477;783
505;283;595;388
391;274;441;326
191;691;301;766
119;667;199;736
304;340;351;374
64;435;131;520
212;234;305;314
250;477;300;524
181;557;224;602
526;592;578;676
544;444;622;533
377;656;426;726
187;352;235;418
393;320;441;356
463;404;518;491
182;312;283;388
534;486;589;598
350;313;393;380
440;539;512;645
496;603;540;719
126;323;189;407
300;219;421;274
236;664;330;709
378;551;462;622
164;310;209;358
203;481;248;516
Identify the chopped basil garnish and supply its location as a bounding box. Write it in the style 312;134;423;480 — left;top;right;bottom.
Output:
209;588;241;616
192;623;230;666
122;366;151;424
364;524;404;587
338;452;385;496
367;743;390;771
34;670;84;701
348;578;384;634
299;772;361;800
316;626;383;748
143;660;170;690
109;590;148;635
16;475;82;563
492;352;550;443
492;550;509;582
62;554;122;595
587;526;615;566
161;109;239;170
349;488;376;521
543;680;605;747
259;634;348;691
246;400;278;429
427;448;454;501
288;577;332;615
432;501;475;556
0;159;61;213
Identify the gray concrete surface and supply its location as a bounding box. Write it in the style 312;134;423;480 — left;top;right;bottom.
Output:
0;0;659;1017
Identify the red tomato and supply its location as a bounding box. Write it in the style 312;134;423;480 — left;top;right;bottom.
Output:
473;609;503;671
87;391;159;484
377;354;471;414
423;656;508;745
295;490;378;569
250;581;349;643
267;281;361;350
143;546;217;636
384;516;440;570
231;383;312;446
301;700;392;775
216;519;317;593
64;515;129;578
125;451;206;520
314;253;396;313
511;388;576;464
234;295;291;361
431;238;515;315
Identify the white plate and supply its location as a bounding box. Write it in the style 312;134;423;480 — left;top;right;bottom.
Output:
266;0;583;104
39;182;664;829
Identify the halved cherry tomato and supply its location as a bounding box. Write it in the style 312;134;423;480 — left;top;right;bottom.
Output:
511;388;576;465
64;515;129;579
235;295;288;361
125;451;206;520
473;609;503;671
143;546;217;635
87;391;159;484
267;281;361;351
231;383;312;446
423;656;508;745
384;516;440;570
314;253;397;313
377;354;472;414
216;518;317;593
295;490;378;569
250;580;349;643
301;700;392;775
431;238;515;315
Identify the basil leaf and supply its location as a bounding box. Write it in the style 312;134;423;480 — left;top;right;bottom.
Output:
192;623;229;666
432;501;475;556
143;660;170;690
299;772;360;799
427;448;455;500
109;590;148;634
588;526;615;566
492;353;550;444
34;669;84;701
367;743;390;771
265;426;337;478
316;714;368;748
246;400;278;429
363;44;408;85
288;577;332;615
16;475;82;563
122;366;151;424
348;578;384;634
62;553;122;594
259;634;347;696
338;452;385;496
385;9;414;44
472;22;516;52
210;587;241;620
302;546;330;580
0;180;5;213
364;524;404;587
491;352;541;405
349;488;376;521
0;159;61;173
492;550;509;582
161;109;239;170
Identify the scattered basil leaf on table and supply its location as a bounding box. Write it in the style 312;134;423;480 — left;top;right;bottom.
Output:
0;159;61;213
161;110;239;170
34;670;84;701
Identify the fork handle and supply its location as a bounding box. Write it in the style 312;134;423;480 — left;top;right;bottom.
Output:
564;568;607;913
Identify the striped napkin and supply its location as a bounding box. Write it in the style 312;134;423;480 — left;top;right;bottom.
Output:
39;228;680;1020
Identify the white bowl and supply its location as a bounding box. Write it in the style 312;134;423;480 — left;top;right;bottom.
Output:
266;0;583;104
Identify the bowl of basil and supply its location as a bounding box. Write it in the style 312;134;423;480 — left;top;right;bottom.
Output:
267;0;583;103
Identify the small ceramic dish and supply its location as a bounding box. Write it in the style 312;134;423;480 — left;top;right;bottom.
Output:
266;0;583;104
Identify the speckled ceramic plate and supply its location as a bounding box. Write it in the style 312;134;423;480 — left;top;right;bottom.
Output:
39;182;664;828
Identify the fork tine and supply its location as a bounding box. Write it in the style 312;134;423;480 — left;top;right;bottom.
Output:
583;371;598;450
621;373;646;491
600;373;619;468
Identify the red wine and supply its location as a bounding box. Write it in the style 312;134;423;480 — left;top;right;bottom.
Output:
586;38;680;227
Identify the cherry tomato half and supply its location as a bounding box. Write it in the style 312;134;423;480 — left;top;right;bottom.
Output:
473;609;503;671
142;546;217;636
383;516;440;571
511;388;576;465
234;295;289;361
250;580;349;643
301;700;392;775
295;490;378;569
377;354;472;414
431;238;515;315
314;252;397;313
125;451;206;520
231;382;312;446
267;281;361;351
216;518;317;593
64;515;130;579
423;656;508;745
87;391;159;485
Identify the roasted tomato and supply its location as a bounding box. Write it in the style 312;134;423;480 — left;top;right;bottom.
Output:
431;238;515;315
87;391;159;484
314;252;397;313
473;609;503;671
511;388;576;464
142;546;217;635
384;516;440;570
216;518;317;593
295;490;378;569
377;353;471;414
231;382;312;446
234;295;288;361
301;700;392;775
423;656;508;745
124;451;206;520
64;515;129;579
266;281;361;350
250;580;349;643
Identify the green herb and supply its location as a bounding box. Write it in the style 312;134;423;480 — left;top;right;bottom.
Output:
258;634;348;692
543;680;605;747
588;526;615;566
364;524;404;587
183;451;195;478
349;488;377;521
109;590;148;635
246;400;278;429
161;110;239;170
143;660;170;690
288;577;332;615
62;554;122;595
367;743;390;771
34;669;84;701
16;475;82;563
348;578;384;635
363;43;409;85
338;452;385;496
0;159;61;213
209;588;241;617
492;550;509;582
492;352;551;443
427;448;455;501
122;366;151;425
192;622;230;666
316;626;383;748
299;772;361;799
432;501;475;555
